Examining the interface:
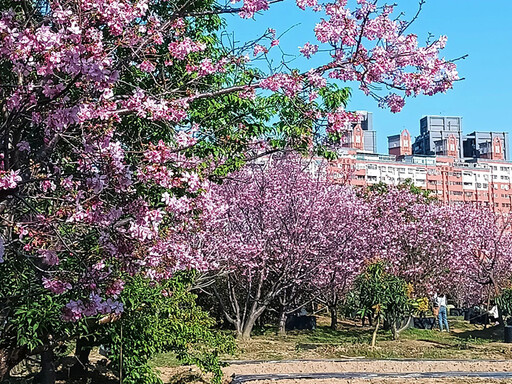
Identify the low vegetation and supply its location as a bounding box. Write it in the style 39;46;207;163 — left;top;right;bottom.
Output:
150;316;511;368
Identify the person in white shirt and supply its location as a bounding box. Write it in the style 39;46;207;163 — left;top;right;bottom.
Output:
434;293;449;332
488;303;499;325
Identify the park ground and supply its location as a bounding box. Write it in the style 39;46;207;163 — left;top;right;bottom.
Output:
153;316;512;384
8;316;512;383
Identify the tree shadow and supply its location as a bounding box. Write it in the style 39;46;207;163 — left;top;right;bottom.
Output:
164;371;209;384
299;325;373;345
454;324;504;342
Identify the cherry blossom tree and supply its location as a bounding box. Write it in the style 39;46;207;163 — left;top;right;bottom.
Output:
441;206;512;307
204;154;368;337
362;187;512;307
312;195;372;330
0;0;460;379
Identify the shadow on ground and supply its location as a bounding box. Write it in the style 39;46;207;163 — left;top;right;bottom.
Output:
455;324;504;343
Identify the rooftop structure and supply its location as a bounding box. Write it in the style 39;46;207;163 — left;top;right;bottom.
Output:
400;115;509;161
410;115;464;158
329;111;377;154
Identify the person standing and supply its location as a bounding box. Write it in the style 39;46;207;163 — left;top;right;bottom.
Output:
434;293;449;332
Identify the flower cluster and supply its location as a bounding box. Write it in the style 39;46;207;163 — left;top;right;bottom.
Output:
0;0;461;326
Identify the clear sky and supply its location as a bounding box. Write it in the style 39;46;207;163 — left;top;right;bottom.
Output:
225;0;512;153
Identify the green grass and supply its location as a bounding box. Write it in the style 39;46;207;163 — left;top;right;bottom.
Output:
149;319;512;372
149;352;182;368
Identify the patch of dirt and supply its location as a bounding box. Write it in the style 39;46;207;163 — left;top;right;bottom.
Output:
245;379;512;384
222;360;512;378
157;366;211;384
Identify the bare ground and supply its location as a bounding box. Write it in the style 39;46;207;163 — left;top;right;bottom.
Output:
222;359;512;376
156;359;512;384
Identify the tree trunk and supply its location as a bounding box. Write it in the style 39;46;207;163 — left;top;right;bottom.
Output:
278;308;287;336
498;306;505;327
69;338;92;378
39;347;56;384
371;317;380;347
391;320;399;340
234;321;244;339
329;305;338;330
241;315;259;339
0;345;27;381
241;322;254;340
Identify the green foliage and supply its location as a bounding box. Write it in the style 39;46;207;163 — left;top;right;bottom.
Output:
399;179;435;200
410;296;430;317
105;273;235;384
317;84;351;111
365;180;435;201
496;287;512;324
353;261;411;341
0;255;74;352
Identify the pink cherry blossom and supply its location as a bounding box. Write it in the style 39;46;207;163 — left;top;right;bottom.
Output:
299;42;318;59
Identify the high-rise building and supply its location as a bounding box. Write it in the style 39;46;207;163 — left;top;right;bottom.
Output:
330;114;512;213
463;131;509;160
359;111;377;153
330;111;377;154
412;116;464;158
410;115;509;160
387;129;412;159
328;150;512;214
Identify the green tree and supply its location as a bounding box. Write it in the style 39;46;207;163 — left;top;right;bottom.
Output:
354;261;411;346
106;273;235;384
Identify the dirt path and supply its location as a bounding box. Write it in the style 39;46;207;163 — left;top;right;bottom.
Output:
157;359;512;383
223;359;512;384
223;359;512;376
233;379;512;384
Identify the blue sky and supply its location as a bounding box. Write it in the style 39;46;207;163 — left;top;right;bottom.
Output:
225;0;512;152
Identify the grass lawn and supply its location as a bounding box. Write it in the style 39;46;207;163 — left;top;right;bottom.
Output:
152;316;512;369
233;316;512;361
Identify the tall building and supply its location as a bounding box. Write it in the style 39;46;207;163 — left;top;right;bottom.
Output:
387;129;412;158
463;131;509;160
412;116;464;158
328;150;512;213
409;115;509;160
330;111;377;154
329;114;512;213
359;111;377;153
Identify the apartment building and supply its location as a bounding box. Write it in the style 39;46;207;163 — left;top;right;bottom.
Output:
328;150;512;212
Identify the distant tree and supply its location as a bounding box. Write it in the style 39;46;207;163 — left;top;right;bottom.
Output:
354;261;411;345
205;154;369;337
